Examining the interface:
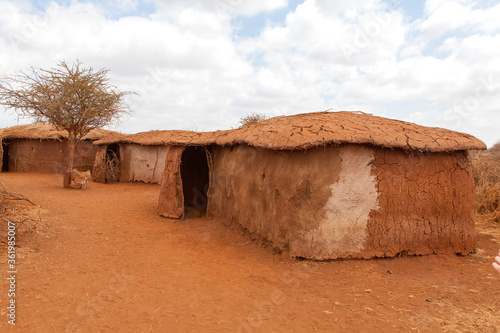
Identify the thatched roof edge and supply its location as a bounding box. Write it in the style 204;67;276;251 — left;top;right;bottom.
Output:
94;129;227;146
0;124;116;141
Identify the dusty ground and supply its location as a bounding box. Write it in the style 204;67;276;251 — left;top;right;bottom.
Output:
0;173;499;333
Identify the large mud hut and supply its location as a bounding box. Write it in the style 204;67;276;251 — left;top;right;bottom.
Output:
0;124;113;174
206;111;486;259
95;111;486;260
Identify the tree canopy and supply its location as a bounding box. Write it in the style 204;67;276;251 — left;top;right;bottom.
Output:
0;60;133;171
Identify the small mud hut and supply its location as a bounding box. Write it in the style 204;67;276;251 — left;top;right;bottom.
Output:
92;131;220;184
158;111;485;259
0;124;113;174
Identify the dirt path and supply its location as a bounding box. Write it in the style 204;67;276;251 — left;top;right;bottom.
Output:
0;173;499;332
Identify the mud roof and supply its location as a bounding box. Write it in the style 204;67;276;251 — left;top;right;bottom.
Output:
94;129;228;146
0;123;116;141
216;111;486;151
94;111;486;152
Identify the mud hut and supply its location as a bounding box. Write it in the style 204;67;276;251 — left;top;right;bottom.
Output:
92;130;220;184
153;111;485;260
0;124;114;174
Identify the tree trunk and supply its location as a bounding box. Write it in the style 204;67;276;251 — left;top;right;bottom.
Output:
64;131;77;188
67;138;75;171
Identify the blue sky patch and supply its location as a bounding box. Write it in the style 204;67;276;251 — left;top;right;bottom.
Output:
231;0;304;38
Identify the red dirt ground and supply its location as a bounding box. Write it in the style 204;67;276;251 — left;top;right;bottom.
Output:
1;173;499;332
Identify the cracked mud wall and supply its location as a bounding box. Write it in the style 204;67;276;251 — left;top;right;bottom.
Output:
366;148;476;257
119;144;170;184
207;144;351;257
207;144;476;259
3;139;97;174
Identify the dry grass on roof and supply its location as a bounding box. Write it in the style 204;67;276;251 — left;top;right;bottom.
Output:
215;111;486;152
0;123;116;141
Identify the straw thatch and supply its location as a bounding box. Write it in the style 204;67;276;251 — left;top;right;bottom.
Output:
0;123;115;141
94;111;486;152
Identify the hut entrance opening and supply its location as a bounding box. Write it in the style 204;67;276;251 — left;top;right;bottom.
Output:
180;146;210;217
105;144;121;183
2;140;10;172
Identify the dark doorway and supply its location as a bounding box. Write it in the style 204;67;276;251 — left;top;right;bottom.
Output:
2;141;10;172
105;144;121;183
180;146;210;217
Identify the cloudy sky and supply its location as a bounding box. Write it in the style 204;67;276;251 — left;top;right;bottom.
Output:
0;0;498;146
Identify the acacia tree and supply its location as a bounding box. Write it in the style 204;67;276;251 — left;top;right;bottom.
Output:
0;60;132;171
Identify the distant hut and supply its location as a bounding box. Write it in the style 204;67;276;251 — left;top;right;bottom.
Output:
0;137;2;172
0;124;114;174
159;111;486;259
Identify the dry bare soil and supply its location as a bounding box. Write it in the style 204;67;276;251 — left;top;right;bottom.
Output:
0;173;499;332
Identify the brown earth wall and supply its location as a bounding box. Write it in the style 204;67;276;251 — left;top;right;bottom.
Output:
1;139;97;174
0;137;3;171
365;148;476;258
207;144;477;259
207;144;343;252
119;144;170;184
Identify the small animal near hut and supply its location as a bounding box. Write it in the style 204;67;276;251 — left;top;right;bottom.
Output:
63;170;91;190
0;124;114;174
93;111;486;260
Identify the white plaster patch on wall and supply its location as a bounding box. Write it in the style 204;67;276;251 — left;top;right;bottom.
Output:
306;145;379;255
121;144;170;183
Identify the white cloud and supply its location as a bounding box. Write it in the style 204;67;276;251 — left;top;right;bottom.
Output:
0;0;499;147
419;0;500;37
153;0;288;18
